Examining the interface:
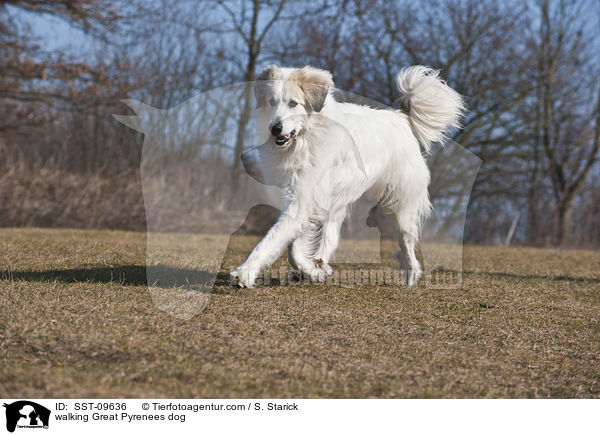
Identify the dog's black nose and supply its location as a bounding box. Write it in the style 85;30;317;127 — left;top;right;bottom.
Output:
270;122;282;137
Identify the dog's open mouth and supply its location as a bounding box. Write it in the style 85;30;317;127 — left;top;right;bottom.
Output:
275;130;296;146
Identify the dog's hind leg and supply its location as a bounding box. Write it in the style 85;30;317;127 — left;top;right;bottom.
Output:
387;199;429;286
396;225;422;286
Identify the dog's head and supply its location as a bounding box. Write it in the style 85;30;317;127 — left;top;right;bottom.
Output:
253;65;333;148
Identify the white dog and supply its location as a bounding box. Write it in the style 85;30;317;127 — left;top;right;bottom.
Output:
231;65;465;288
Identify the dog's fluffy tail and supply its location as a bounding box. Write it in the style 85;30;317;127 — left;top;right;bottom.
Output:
396;66;465;153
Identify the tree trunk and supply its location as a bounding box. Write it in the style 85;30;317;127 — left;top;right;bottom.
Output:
556;200;573;248
230;78;255;193
230;1;260;194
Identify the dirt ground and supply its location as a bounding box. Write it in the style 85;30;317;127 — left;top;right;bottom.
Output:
1;228;599;398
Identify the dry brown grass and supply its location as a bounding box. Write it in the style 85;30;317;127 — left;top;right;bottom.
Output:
1;228;599;398
0;167;146;230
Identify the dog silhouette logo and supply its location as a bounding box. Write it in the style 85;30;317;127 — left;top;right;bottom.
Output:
3;401;50;432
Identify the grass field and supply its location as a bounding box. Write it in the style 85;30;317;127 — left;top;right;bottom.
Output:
1;228;599;398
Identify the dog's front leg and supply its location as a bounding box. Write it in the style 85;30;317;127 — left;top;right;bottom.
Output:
315;207;347;276
288;221;328;282
231;205;305;288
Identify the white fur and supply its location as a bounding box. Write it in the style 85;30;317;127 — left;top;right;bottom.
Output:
395;66;466;152
231;65;465;288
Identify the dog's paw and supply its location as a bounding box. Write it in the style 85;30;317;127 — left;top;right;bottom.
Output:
314;258;333;277
401;268;422;286
321;263;333;276
308;267;327;284
230;266;260;288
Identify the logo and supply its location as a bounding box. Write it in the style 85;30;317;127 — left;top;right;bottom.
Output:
3;401;50;433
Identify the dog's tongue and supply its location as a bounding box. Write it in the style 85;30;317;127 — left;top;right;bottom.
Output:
280;133;290;140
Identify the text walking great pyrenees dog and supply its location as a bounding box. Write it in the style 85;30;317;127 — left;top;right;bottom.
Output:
231;65;465;288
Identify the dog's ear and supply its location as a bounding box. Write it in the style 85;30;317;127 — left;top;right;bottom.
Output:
254;65;280;107
292;66;334;113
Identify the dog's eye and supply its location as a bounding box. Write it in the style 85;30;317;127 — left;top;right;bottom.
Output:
269;97;276;106
288;100;298;108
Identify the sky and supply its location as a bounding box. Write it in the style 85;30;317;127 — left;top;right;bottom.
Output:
7;3;101;59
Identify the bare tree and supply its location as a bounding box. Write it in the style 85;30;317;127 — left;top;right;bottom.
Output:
211;0;287;189
2;0;600;246
527;0;600;246
1;0;120;118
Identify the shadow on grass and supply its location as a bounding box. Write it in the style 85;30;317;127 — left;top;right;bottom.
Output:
463;269;600;284
4;264;598;292
0;266;239;290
